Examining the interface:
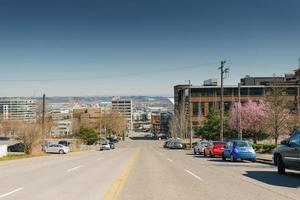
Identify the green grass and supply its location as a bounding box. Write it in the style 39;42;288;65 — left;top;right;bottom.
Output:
0;154;33;161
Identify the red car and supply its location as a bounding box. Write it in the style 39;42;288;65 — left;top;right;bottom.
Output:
203;141;227;157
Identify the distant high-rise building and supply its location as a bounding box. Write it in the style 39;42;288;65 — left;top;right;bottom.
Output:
0;98;37;122
112;99;133;132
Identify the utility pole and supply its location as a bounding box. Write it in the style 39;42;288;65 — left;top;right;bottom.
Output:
219;61;228;141
237;83;242;140
42;94;46;141
188;80;192;149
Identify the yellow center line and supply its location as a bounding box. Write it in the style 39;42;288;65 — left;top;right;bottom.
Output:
102;148;140;200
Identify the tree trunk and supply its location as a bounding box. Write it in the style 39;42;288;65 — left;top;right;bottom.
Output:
275;136;278;145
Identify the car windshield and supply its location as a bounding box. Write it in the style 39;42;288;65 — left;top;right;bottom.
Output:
213;142;226;145
235;141;251;147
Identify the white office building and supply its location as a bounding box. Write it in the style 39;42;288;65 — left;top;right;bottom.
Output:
0;98;37;122
111;99;133;132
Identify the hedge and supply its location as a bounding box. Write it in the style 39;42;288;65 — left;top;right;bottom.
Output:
252;144;277;153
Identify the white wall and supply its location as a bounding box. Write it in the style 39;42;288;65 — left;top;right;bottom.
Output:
0;145;8;158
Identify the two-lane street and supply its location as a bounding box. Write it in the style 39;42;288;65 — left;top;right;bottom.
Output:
1;133;300;200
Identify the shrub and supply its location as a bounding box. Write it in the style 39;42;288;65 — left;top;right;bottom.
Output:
76;126;99;145
252;144;277;153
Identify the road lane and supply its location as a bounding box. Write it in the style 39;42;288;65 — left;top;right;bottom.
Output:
1;136;300;200
151;141;300;200
120;139;300;200
0;142;137;200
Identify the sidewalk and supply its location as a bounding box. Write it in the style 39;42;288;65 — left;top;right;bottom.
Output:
256;153;273;165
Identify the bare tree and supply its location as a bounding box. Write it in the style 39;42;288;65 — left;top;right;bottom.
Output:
265;87;291;145
169;111;187;139
103;110;127;138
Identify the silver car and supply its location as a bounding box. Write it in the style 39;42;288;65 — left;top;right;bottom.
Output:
45;144;70;154
100;143;111;151
99;139;111;151
194;141;209;155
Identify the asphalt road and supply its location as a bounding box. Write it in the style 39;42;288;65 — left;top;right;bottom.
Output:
1;133;300;200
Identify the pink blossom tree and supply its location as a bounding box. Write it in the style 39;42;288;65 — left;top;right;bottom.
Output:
228;100;268;143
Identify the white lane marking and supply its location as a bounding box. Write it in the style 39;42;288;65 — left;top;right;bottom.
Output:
185;169;204;182
67;165;83;172
0;187;23;198
167;158;174;163
97;157;104;161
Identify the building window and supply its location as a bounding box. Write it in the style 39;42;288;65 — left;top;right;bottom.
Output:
193;103;201;116
192;102;205;116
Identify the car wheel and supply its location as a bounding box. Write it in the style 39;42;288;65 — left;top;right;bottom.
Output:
251;159;256;163
277;155;285;174
230;155;236;162
59;150;64;154
222;153;226;161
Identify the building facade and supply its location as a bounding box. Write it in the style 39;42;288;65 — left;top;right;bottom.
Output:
174;72;300;128
0;98;37;122
111;99;133;132
160;111;172;137
72;108;101;133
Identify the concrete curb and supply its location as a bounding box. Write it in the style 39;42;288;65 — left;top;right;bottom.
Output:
256;158;273;165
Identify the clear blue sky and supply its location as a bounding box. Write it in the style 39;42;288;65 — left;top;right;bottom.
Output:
0;0;299;97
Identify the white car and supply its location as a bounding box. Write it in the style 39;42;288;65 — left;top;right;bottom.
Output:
100;143;111;151
194;141;209;155
45;144;70;154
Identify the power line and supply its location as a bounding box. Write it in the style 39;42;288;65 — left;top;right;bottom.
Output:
0;62;217;82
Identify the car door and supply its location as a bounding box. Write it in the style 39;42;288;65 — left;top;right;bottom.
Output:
223;142;232;157
47;145;54;153
282;133;300;169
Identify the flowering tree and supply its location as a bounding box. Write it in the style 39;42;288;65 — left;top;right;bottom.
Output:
228;100;268;143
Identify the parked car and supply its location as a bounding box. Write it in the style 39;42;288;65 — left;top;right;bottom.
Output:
163;139;173;148
145;133;154;139
45;144;69;154
204;141;226;157
58;140;71;147
273;131;300;174
107;136;119;143
106;138;115;149
7;143;25;152
222;140;256;162
100;143;111;151
169;140;183;149
157;134;167;140
100;138;112;151
194;140;209;155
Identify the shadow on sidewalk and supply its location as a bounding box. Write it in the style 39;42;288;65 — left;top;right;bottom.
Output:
244;171;300;188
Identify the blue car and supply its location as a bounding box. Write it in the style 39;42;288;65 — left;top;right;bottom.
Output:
222;140;256;162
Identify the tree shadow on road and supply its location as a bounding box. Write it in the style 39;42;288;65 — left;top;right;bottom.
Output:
129;136;156;141
244;171;300;188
